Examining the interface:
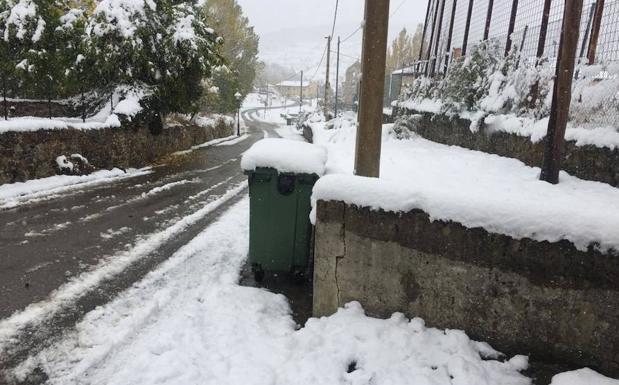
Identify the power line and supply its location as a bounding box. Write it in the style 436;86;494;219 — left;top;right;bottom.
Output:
330;0;340;38
341;0;408;43
309;42;328;83
330;50;360;61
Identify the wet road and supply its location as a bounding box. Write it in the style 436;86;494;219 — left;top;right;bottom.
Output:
0;108;292;378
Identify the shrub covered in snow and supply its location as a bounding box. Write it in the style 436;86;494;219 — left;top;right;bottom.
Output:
0;0;223;120
55;153;95;176
397;39;619;136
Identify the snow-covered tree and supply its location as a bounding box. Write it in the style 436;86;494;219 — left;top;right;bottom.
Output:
201;0;259;113
86;0;221;119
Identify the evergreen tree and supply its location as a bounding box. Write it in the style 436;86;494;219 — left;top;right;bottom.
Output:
202;0;259;113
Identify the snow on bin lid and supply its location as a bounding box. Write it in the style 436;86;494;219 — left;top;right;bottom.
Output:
241;138;328;176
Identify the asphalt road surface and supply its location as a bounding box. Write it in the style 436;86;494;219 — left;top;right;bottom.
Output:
0;107;311;381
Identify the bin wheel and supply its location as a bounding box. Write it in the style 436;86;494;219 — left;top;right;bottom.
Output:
293;270;305;285
253;265;265;283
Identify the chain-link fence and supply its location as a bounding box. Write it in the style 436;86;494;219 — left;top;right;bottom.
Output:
409;0;619;130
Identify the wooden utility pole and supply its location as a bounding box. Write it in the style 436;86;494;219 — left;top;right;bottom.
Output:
335;36;341;118
2;75;7;120
324;36;332;119
505;0;519;55
587;0;605;65
354;0;390;178
462;0;475;56
299;70;304;115
540;0;584;184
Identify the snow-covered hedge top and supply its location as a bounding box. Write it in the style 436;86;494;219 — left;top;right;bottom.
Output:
241;139;327;176
312;174;619;253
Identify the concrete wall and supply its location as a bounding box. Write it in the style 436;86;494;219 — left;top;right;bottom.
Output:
0;117;233;184
313;200;619;378
394;109;619;187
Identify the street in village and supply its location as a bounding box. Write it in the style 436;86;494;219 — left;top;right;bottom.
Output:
2;0;619;384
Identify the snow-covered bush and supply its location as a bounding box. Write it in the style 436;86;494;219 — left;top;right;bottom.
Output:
570;63;619;128
1;0;223;119
397;39;555;122
440;40;505;115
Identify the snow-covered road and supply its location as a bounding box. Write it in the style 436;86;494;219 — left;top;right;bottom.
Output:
11;198;531;385
0;111;283;381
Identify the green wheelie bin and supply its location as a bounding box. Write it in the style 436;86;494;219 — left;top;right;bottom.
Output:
241;138;327;282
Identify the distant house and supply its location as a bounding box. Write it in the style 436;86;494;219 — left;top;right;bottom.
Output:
388;65;418;104
342;61;361;110
274;80;317;100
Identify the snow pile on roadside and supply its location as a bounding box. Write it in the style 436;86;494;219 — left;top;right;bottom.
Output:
0;168;151;209
550;368;619;385
310;118;619;253
242;138;327;176
13;198;530;385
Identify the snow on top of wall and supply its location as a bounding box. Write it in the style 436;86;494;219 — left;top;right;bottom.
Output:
397;98;443;114
550;368;619;385
309;118;619;253
484;114;619;150
0;115;122;133
312;171;619;253
241;138;327;176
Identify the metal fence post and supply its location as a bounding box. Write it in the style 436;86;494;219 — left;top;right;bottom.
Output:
419;0;432;62
587;0;605;64
445;0;458;73
505;0;519;55
425;0;442;76
484;0;495;41
462;0;475;55
430;0;447;76
529;0;553;108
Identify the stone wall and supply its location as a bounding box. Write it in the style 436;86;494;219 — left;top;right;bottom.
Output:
394;109;619;187
0;118;233;184
313;200;619;379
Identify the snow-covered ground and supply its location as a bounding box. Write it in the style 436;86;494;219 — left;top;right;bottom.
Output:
6;110;618;385
0;168;151;209
308;114;619;253
13;197;534;385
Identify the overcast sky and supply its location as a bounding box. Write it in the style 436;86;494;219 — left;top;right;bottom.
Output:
236;0;427;82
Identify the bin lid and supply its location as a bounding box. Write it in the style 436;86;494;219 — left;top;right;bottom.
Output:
241;138;328;176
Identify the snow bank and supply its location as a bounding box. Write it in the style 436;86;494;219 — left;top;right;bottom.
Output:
484;114;619;150
397;98;443;114
15;197;530;385
241;138;327;176
309;119;619;253
0;115;122;133
550;368;619;385
0;168;150;209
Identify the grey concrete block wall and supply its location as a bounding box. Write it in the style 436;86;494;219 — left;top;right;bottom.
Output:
313;200;619;378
